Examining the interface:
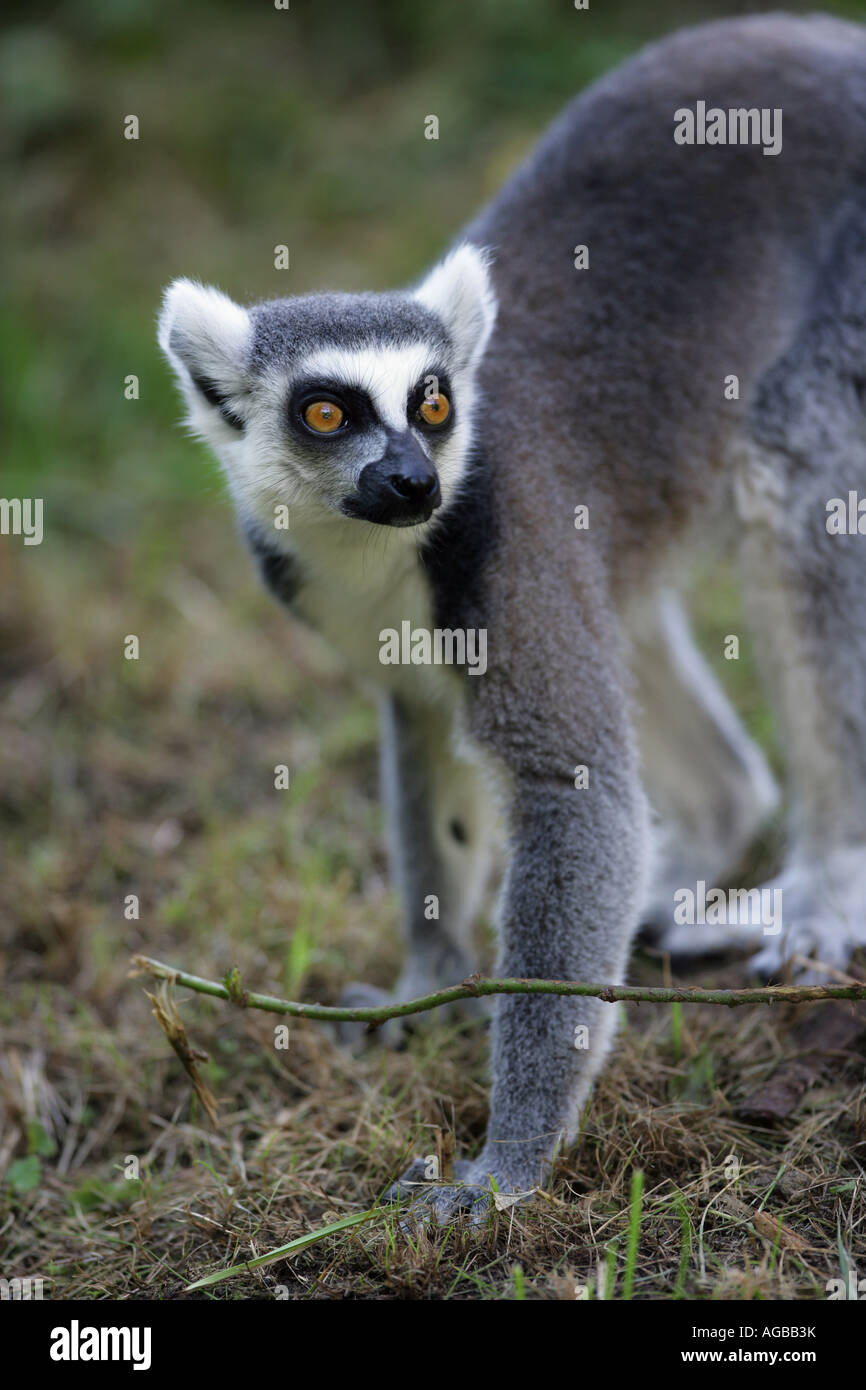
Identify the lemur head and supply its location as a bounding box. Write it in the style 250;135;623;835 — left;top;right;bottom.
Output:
158;244;496;535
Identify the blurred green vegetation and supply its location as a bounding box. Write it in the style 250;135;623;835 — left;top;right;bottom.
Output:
3;0;857;769
3;0;864;519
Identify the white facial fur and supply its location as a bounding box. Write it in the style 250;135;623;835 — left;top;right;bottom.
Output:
158;245;497;544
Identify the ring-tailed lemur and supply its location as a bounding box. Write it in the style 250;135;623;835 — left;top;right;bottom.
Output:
159;13;866;1222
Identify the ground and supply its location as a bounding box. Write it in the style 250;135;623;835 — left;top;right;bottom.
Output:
2;507;865;1300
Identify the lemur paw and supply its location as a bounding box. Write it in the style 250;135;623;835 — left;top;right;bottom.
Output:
750;919;866;983
644;851;866;980
383;1152;541;1228
747;853;866;982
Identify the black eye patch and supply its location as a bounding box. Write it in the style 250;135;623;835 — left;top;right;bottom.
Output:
287;379;379;437
407;368;453;422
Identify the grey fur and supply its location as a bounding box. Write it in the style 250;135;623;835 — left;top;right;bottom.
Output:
249;293;451;369
159;14;866;1221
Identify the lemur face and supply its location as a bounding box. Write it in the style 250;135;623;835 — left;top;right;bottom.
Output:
158;245;496;535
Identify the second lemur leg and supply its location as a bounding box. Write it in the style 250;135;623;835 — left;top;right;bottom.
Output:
632;588;779;954
736;201;866;980
339;693;496;1037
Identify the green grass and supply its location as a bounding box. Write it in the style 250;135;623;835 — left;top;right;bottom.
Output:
623;1169;644;1300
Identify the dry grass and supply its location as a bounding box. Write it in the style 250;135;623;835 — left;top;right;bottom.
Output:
2;505;865;1301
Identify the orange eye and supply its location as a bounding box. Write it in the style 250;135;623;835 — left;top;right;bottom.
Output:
303;400;345;433
417;392;451;427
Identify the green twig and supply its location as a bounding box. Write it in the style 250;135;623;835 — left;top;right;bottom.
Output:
131;954;866;1025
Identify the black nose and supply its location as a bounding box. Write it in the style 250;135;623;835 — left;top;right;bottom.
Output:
388;471;439;502
340;435;443;527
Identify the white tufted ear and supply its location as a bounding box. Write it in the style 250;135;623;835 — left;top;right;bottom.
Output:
158;278;252;432
414;243;497;372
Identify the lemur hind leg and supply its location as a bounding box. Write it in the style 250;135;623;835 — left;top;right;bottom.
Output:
735;204;866;980
633;588;779;955
338;693;496;1045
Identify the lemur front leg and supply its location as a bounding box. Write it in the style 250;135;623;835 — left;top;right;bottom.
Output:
338;692;495;1045
387;614;651;1220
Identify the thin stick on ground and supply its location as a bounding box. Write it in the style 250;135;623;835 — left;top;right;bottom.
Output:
131;954;866;1025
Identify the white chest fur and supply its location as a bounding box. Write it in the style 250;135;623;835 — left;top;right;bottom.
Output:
288;517;462;706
